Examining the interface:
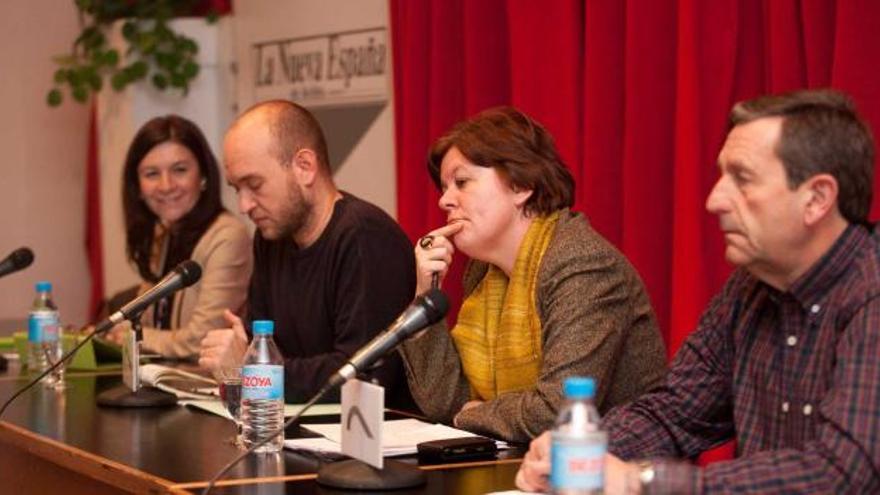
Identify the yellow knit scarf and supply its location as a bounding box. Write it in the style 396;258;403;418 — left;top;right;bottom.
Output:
451;211;560;400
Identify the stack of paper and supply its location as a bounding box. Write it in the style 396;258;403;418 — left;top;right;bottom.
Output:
284;418;508;456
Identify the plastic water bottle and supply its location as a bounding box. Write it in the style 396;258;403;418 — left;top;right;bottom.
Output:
27;281;63;387
551;377;607;494
240;320;285;453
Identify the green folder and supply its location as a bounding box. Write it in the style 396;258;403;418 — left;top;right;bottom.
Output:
11;331;122;371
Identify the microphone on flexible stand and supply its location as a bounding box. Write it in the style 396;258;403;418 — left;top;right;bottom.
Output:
0;261;203;417
96;260;202;408
201;288;450;494
94;260;202;334
314;288;448;490
0;247;34;279
0;247;31;370
326;288;449;390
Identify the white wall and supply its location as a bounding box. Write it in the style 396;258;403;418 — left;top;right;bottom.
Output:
0;2;91;333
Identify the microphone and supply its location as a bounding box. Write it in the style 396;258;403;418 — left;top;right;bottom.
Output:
95;260;202;333
201;288;447;494
0;247;34;279
330;288;449;388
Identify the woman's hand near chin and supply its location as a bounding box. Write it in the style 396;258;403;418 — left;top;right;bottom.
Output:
414;222;463;295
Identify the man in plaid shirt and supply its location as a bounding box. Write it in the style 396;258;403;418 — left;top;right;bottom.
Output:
516;89;880;494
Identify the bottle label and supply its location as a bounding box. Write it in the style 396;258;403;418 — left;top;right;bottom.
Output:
28;311;60;343
242;365;284;400
551;435;606;491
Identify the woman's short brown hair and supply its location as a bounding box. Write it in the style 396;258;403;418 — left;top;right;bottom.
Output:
428;106;575;216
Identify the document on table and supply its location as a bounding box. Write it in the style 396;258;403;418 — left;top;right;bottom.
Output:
180;399;341;420
284;418;509;456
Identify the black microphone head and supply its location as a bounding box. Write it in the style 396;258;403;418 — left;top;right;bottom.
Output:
11;248;34;270
174;260;202;287
419;288;449;325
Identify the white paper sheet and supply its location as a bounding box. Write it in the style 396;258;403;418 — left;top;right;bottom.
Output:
284;418;508;456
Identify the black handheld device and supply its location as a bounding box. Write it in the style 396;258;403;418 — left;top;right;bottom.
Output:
416;436;498;463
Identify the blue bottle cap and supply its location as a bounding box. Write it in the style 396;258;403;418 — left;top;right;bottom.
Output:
563;377;596;399
252;320;274;335
35;281;52;292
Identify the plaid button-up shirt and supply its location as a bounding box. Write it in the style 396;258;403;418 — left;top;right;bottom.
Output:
603;225;880;493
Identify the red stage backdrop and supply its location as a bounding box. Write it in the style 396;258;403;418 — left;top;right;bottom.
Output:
391;0;880;461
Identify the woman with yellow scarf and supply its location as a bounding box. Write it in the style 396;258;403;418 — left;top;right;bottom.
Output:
399;107;667;443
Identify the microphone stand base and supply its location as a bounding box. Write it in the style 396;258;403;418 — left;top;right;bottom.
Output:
316;459;426;490
96;385;177;408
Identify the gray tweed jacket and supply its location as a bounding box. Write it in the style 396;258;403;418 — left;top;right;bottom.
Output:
399;209;667;443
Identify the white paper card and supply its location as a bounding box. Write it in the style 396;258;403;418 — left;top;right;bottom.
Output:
122;328;139;391
292;418;510;456
340;379;384;468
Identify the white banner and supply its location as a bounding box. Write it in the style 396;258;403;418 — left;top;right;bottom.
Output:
253;27;388;107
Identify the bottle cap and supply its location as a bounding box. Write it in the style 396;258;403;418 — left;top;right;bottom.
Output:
252;320;274;335
563;377;596;399
35;281;52;292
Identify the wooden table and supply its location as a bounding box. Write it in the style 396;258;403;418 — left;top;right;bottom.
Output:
0;365;522;494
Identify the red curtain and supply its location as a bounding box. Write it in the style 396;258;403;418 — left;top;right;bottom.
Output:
391;0;880;355
391;0;880;460
86;102;104;321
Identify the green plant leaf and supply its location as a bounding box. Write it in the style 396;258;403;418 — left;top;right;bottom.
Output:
72;85;89;103
110;72;127;91
104;49;119;67
182;61;199;79
51;54;78;65
152;73;168;90
49;0;211;107
75;26;97;47
154;52;170;69
82;65;98;83
137;31;157;54
67;69;81;86
86;30;106;50
154;22;172;39
166;51;182;69
181;38;198;54
122;21;138;41
170;72;185;88
131;60;148;78
47;88;63;107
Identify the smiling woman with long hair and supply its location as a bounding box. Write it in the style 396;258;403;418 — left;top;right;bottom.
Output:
399;107;667;442
112;115;252;359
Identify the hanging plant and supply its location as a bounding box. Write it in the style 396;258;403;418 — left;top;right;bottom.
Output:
47;0;221;107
